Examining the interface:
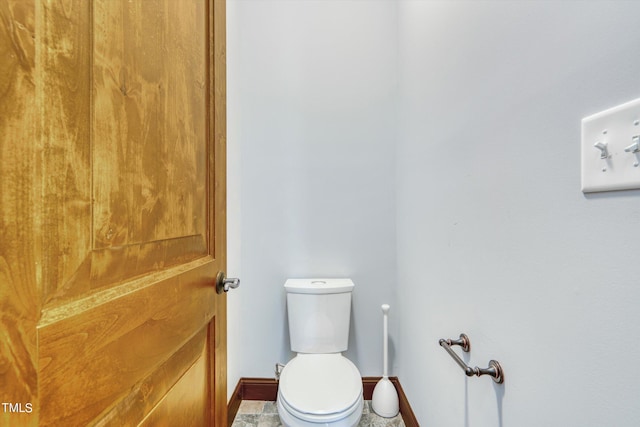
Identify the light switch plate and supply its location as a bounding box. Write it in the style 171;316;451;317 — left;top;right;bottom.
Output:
581;98;640;193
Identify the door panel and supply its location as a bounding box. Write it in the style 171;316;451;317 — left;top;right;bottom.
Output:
91;326;209;427
92;0;207;250
138;341;209;427
0;0;227;425
38;259;215;426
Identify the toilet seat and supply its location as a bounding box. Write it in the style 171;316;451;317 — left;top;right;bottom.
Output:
278;353;362;421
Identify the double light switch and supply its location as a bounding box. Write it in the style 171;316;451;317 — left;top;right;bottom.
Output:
581;98;640;193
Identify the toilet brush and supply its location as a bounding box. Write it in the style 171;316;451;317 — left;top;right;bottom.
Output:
372;304;399;418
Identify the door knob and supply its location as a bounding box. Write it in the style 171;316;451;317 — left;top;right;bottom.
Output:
216;271;240;294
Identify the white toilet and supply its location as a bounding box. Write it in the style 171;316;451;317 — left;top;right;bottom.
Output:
277;278;364;427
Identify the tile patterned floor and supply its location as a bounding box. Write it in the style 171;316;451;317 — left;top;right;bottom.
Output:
231;400;405;427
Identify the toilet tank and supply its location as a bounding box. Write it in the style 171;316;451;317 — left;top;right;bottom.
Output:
284;278;354;354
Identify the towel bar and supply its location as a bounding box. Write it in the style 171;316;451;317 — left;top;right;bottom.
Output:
439;333;504;384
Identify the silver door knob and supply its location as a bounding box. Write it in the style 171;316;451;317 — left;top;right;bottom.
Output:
216;271;240;294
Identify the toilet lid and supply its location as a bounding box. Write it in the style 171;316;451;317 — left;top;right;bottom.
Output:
279;354;362;415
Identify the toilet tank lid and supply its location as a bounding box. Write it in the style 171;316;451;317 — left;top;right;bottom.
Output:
284;278;354;294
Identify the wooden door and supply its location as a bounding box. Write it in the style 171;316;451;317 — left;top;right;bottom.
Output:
0;0;227;425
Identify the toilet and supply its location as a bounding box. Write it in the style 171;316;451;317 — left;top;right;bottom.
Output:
277;278;364;427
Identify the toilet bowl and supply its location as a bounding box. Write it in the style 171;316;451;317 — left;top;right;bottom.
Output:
279;279;362;427
277;354;363;427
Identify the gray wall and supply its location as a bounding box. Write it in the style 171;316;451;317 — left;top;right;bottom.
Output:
228;1;640;425
227;0;398;396
397;1;640;425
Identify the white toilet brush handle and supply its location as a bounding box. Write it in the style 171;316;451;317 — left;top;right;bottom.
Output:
372;303;399;418
381;304;390;378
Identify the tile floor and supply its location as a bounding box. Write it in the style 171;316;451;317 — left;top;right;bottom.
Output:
231;400;405;427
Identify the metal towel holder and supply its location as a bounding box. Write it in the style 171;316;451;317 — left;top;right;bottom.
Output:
439;333;504;384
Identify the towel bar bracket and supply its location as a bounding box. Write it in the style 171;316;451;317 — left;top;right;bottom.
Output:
445;333;470;353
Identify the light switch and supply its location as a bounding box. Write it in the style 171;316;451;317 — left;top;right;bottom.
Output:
581;98;640;193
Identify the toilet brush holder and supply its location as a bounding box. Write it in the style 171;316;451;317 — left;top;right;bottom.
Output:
372;304;399;418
